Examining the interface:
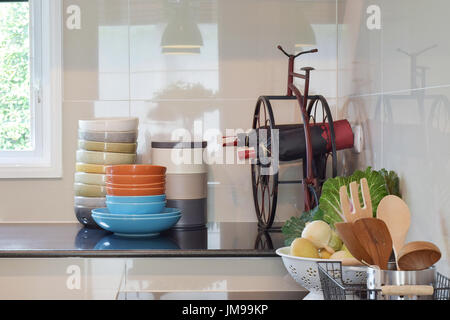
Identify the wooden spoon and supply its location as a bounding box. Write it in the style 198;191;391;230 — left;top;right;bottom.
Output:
352;218;393;270
376;195;411;269
397;241;441;271
335;222;374;265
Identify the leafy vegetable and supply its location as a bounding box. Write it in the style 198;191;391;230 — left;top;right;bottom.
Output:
379;169;401;198
282;206;323;246
328;230;343;251
319;167;389;228
282;167;401;243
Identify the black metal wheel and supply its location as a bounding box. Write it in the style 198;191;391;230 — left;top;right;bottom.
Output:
251;96;279;229
306;95;338;196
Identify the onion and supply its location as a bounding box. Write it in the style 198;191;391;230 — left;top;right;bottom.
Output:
301;220;332;249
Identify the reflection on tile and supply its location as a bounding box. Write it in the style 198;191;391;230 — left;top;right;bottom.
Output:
63;0;100;101
337;95;382;175
93;101;130;118
128;0;336;100
99;73;130;101
381;0;450;93
98;24;130;100
219;0;337;99
123;257;303;293
380;86;450;272
129;0;219;100
337;0;382;97
63;0;129;101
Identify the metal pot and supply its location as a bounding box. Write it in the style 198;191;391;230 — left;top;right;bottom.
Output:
367;262;436;300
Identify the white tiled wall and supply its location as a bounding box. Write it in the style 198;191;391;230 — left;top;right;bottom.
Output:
338;0;449;273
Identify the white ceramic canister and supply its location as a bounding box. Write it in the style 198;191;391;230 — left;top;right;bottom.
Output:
151;141;207;174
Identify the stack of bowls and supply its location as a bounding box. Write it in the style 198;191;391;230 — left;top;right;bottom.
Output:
151;141;208;229
74;118;139;228
90;165;182;237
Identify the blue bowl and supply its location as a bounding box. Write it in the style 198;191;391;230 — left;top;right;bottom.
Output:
92;207;181;218
91;210;182;237
106;194;166;203
106;201;166;214
94;234;179;250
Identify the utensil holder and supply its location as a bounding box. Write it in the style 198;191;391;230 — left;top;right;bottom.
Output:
317;260;450;300
367;262;436;300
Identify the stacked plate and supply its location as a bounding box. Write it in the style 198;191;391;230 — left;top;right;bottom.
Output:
74;118;139;228
151;141;207;229
91;165;182;237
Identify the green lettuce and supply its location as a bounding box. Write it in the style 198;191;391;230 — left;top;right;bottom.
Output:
319;167;389;228
379;168;401;198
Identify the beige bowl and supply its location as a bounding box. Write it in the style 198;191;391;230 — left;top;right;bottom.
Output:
166;173;207;199
74;172;106;186
74;183;107;197
76;163;108;174
76;150;136;165
78;117;139;132
78;140;137;154
78;130;138;143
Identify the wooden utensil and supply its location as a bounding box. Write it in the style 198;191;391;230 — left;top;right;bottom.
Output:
397;241;441;271
352;218;393;270
376;195;411;269
335;222;374;265
339;178;373;223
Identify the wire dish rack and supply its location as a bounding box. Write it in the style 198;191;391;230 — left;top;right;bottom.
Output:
317;261;450;300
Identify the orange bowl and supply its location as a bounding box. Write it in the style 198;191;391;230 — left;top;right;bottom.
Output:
106;182;165;189
105;174;165;184
106;186;165;196
105;165;166;176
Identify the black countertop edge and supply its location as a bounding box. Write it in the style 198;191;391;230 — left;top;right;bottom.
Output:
0;249;279;259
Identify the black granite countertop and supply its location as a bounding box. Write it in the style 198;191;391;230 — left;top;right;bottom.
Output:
0;222;287;258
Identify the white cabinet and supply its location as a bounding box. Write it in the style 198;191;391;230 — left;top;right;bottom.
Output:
0;257;305;299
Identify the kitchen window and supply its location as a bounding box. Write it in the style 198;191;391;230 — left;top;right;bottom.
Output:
0;0;62;178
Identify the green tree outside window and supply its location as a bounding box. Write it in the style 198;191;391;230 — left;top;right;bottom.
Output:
0;2;31;150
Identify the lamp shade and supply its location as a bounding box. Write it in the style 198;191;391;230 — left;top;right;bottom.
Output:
160;7;203;50
162;47;201;55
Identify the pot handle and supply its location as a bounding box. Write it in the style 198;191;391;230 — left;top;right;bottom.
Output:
381;285;434;296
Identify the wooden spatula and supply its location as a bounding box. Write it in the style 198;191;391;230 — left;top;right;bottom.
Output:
339;178;373;223
352;218;393;270
376;195;411;269
335;222;374;265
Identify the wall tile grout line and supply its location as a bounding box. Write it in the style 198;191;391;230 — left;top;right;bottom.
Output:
347;83;450;99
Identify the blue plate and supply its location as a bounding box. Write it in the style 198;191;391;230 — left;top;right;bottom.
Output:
92;207;181;218
106;194;166;203
91;210;181;237
106;200;166;214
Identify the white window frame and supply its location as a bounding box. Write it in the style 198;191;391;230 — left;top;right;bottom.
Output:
0;0;62;178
